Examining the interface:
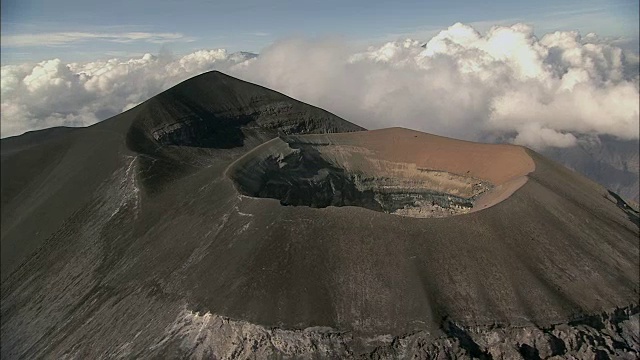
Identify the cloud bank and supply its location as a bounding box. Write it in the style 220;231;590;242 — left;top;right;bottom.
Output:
2;23;638;149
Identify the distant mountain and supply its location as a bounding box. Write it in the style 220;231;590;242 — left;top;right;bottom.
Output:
481;132;640;204
542;135;639;204
1;71;637;359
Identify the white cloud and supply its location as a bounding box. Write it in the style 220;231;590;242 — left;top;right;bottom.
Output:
0;51;254;136
231;23;639;148
1;32;192;47
513;123;578;149
1;23;638;150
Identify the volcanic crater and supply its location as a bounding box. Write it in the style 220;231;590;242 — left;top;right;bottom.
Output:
3;71;638;359
228;128;535;218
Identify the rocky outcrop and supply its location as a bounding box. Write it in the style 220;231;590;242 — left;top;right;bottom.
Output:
152;305;639;359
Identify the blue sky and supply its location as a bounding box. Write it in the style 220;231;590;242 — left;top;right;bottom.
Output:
2;0;638;64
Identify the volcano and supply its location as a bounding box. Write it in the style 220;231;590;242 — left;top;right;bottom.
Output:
1;71;638;359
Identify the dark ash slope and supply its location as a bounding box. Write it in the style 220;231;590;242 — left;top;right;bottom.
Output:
0;71;363;278
1;71;638;359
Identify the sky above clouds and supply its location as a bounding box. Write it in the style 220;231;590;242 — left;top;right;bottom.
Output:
2;0;638;63
1;0;639;150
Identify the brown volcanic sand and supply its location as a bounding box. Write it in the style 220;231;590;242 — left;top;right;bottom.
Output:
307;127;535;184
